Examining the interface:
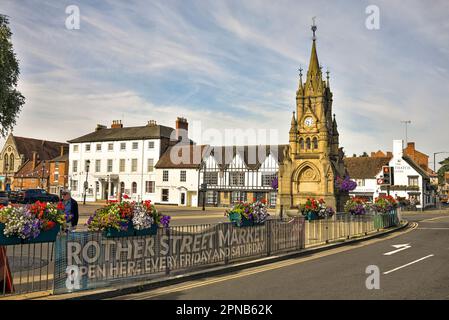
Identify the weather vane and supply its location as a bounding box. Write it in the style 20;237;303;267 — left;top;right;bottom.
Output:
311;16;317;40
298;66;303;79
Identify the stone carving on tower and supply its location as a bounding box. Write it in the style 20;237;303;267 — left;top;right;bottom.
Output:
278;21;348;213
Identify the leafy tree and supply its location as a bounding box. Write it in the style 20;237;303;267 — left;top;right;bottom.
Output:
437;157;449;185
360;152;369;157
0;14;25;138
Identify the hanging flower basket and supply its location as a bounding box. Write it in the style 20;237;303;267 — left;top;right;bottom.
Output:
0;223;22;245
225;200;269;227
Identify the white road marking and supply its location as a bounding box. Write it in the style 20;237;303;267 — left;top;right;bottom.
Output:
383;254;434;275
383;244;411;256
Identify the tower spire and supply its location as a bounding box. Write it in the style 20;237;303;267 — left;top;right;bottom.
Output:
305;18;322;92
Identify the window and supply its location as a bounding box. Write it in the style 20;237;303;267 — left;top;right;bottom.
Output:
131;159;138;172
119;159;126;172
299;138;304;150
9;154;14;171
147;159;154;172
148;141;155;149
357;179;365;187
107;159;113;172
269;191;277;207
85;144;91;152
204;172;218;185
132;182;137;194
108;143;113;151
120;182;125;194
313;137;318;149
96;182;100;193
162;189;169;202
231;191;247;203
230;172;245;186
206;191;218;205
3;154;8;171
54;168;59;182
96;144;102;151
71;180;78;192
180;170;186;182
72;160;78;173
306;138;311;150
145;181;155;193
163;170;169;182
95;160;101;173
73;145;79;152
262;173;276;187
120;143;126;151
408;176;419;187
132;142;138;150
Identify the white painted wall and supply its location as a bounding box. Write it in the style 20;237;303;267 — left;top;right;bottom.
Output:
155;168;199;206
68;139;162;202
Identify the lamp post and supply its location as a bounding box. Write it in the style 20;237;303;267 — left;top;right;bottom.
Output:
83;160;90;205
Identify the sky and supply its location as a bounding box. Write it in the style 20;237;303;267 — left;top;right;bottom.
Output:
1;0;449;167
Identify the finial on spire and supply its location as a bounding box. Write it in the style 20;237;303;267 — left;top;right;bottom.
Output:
298;66;303;82
326;69;330;86
311;17;317;40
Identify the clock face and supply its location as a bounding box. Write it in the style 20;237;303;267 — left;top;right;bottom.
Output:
304;117;314;127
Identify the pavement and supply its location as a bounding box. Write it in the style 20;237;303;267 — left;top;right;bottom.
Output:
108;210;449;300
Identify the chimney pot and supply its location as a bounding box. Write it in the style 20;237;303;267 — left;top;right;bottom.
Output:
111;120;123;129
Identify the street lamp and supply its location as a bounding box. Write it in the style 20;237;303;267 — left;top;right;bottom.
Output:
83;160;90;205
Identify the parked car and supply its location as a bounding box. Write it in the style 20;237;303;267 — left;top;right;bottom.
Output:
7;191;20;204
17;189;60;204
0;191;9;206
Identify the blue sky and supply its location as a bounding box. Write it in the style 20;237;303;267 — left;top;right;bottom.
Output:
1;0;449;166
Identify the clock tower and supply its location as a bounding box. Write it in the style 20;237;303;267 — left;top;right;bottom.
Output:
278;22;348;213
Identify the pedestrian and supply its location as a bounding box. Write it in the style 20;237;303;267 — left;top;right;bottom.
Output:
61;189;79;230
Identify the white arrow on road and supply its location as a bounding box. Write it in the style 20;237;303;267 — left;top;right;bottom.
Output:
383;244;411;256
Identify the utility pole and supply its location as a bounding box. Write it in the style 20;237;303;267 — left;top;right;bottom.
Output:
400;120;412;145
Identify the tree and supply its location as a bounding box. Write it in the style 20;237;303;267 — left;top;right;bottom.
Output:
360;152;369;157
0;14;25;138
437;157;449;185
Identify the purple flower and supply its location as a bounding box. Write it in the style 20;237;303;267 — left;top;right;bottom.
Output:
271;177;278;190
160;215;171;228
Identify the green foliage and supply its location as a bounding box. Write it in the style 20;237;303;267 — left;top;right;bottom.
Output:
437;157;449;185
0;14;25;137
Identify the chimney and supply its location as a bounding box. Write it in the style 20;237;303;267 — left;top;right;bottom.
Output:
176;117;188;142
407;142;415;150
60;145;65;157
96;124;107;131
111;120;123;129
32;151;38;170
393;140;404;159
147;120;157;127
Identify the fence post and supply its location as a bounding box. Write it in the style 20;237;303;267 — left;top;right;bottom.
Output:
165;227;170;276
266;220;272;257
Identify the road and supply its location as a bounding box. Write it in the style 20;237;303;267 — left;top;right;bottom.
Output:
111;211;449;300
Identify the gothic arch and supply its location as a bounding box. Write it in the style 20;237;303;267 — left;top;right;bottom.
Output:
292;162;322;194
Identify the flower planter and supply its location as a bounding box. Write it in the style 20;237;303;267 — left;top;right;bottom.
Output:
0;223;22;246
103;222;135;238
134;224;158;236
306;212;319;221
23;224;61;244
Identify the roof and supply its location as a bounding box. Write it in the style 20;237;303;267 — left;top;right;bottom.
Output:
50;153;68;162
402;155;430;179
155;144;289;170
67;125;175;143
155;145;209;169
344;156;391;179
13;136;68;161
14;160;50;179
205;145;288;170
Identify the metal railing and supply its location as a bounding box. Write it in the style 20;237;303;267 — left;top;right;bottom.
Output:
1;211;399;297
1;242;55;297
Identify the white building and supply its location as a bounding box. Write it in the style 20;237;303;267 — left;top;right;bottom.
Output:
154;144;207;207
347;140;435;210
67;119;187;202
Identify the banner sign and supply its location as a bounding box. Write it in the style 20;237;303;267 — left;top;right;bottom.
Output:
54;219;304;294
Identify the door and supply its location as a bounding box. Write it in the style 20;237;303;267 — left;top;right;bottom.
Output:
180;192;186;206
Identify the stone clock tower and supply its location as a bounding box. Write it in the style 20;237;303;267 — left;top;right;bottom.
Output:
278;23;347;213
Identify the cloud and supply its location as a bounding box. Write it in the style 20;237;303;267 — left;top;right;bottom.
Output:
1;0;448;166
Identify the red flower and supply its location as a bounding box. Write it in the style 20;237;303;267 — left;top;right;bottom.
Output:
45;221;56;231
57;201;65;211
